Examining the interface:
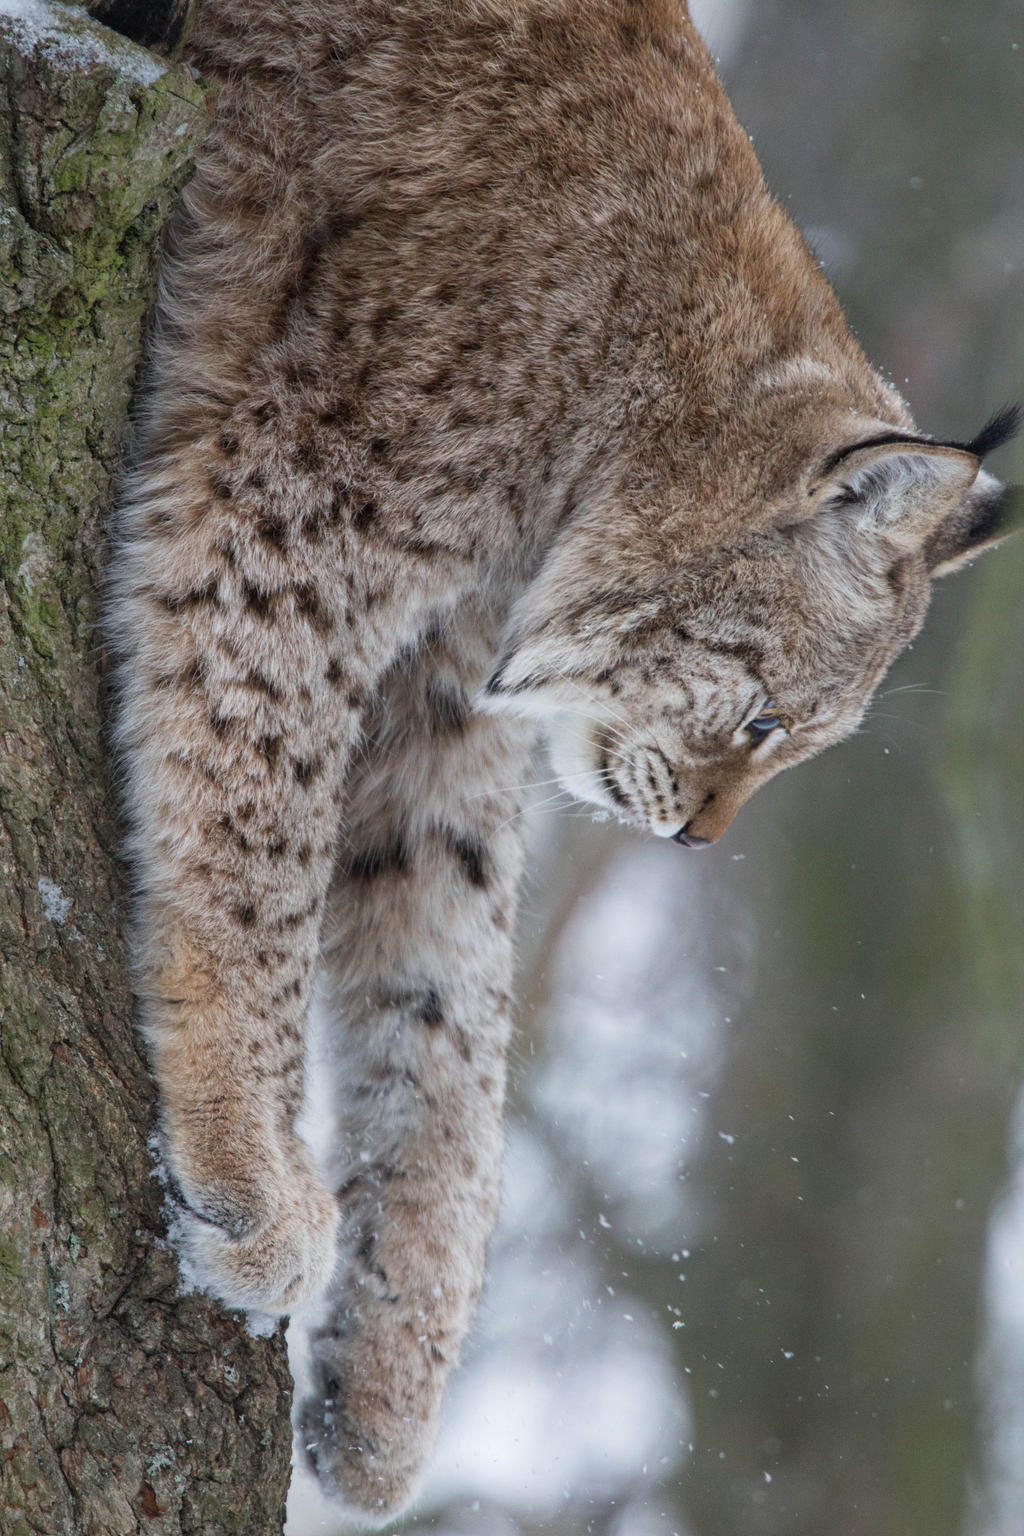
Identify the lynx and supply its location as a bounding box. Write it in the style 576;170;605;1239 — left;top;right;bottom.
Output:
109;0;1019;1520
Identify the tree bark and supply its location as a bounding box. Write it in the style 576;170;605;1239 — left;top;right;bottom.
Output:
84;2;199;57
0;7;293;1533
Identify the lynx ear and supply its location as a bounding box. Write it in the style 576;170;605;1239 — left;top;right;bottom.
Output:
924;476;1024;576
816;439;980;551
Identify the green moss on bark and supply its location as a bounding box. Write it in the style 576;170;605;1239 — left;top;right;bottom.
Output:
0;8;293;1533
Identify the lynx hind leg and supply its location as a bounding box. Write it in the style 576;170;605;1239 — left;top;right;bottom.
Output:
111;423;385;1314
297;631;535;1520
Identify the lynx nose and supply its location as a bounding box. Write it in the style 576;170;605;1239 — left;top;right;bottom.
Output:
673;827;711;849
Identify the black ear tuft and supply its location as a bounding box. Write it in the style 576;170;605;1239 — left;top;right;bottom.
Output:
959;404;1022;461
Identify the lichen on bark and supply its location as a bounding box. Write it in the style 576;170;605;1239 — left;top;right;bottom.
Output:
1;7;293;1533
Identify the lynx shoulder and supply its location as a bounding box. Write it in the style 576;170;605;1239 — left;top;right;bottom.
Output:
107;0;1018;1520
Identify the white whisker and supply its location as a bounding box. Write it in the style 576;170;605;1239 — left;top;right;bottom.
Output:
495;786;579;834
879;682;946;699
468;769;599;800
547;666;639;738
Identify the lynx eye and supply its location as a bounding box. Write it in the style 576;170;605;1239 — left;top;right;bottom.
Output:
744;704;784;745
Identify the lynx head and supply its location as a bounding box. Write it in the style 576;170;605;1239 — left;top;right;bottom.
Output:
483;408;1020;846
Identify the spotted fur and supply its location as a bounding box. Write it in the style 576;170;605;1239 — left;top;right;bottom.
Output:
108;0;1017;1521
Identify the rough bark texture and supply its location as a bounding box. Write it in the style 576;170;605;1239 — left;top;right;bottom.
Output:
0;7;293;1533
85;1;199;57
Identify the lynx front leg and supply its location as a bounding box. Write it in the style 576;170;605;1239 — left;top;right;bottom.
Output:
111;435;400;1313
298;631;536;1519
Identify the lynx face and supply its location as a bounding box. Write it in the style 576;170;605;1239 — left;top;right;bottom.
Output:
485;421;1019;845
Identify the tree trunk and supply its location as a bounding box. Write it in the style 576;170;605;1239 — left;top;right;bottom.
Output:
1;6;293;1532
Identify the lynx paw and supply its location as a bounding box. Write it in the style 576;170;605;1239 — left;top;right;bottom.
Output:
298;1391;425;1527
296;1329;442;1524
173;1173;340;1314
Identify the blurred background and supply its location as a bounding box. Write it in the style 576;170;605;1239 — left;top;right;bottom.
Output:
288;1;1024;1532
